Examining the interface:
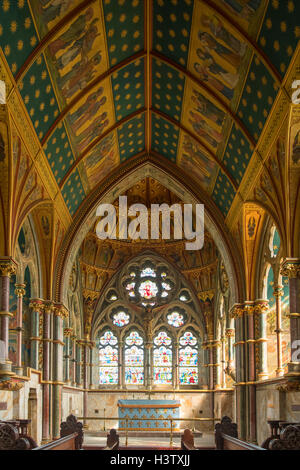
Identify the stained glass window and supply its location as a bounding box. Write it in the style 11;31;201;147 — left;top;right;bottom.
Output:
167;311;185;328
113;311;130;327
141;267;156;277
99;331;118;385
124;263;173;306
153;331;172;384
179;331;198;385
138;280;158;299
125;331;144;384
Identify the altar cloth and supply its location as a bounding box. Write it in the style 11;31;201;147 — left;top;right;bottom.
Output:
118;400;180;431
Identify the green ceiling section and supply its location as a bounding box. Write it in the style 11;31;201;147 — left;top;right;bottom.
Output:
102;0;145;67
223;123;253;185
19;53;60;140
237;55;277;142
44;121;75;185
212;170;236;217
151;114;179;162
152;0;194;67
118;113;145;162
258;0;300;77
111;58;145;122
0;0;38;75
152;59;185;121
62;168;86;216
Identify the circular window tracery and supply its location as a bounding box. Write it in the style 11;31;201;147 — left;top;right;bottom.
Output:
167;311;185;328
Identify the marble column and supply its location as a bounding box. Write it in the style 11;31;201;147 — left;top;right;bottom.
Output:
213;340;222;389
29;299;43;370
280;259;300;382
221;335;226;389
0;259;17;385
71;335;77;386
42;301;54;443
118;340;124;389
174;341;179;390
14;283;26;375
80;339;93;428
75;341;83;386
274;285;284;377
231;304;246;439
63;328;73;384
244;302;256;443
225;328;235;379
145;344;153;390
52;304;68;438
254;300;269;381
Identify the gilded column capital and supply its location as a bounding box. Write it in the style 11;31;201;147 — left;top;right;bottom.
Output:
64;328;73;337
244;302;255;315
43;300;55;314
29;299;44;313
0;259;18;277
54;303;69;318
225;328;235;337
15;283;26;298
280;259;300;279
254;299;269;315
273;286;284;298
230;304;244;319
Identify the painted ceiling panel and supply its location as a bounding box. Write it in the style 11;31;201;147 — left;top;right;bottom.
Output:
223;123;253;185
187;0;261;106
102;0;145;66
177;133;219;194
212;169;236;217
152;59;185;121
42;2;109;108
63;76;113;158
44;121;75;184
82;130;119;190
0;0;298;222
152;0;193;67
117;113;145;162
151;113;179;162
0;0;38;75
29;0;83;38
19;53;60;139
62;167;86;216
237;54;277;142
258;0;300;77
111;58;145;121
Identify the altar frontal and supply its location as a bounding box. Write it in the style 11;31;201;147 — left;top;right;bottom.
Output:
118;400;180;431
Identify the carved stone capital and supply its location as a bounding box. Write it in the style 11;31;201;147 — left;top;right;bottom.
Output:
254;300;269;315
230;304;244;319
54;303;69;318
0;380;24;391
280;259;300;279
244;303;255;315
64;328;73;337
15;283;26;298
43;301;55;314
29;299;44;313
273;286;284;298
225;328;235;337
0;259;17;277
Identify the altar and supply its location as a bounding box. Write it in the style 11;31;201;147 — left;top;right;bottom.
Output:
118;400;180;431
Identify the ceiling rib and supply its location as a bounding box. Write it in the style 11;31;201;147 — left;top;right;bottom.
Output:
201;0;282;84
59;108;147;188
16;0;96;83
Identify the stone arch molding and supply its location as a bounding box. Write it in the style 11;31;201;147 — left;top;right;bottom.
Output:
54;162;242;307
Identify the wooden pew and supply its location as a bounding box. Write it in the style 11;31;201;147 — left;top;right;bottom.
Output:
268;424;300;450
32;433;78;450
181;429;197;450
0;422;32;450
103;429;119;450
215;416;265;450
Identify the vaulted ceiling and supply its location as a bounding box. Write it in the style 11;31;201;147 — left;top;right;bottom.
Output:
1;0;299;220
